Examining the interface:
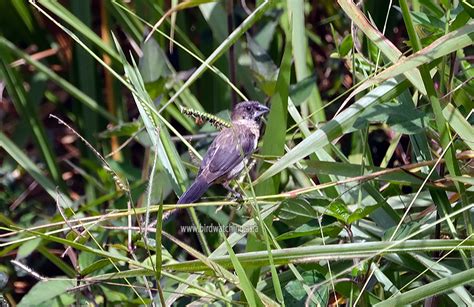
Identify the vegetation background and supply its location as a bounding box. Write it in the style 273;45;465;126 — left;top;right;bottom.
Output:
0;0;473;305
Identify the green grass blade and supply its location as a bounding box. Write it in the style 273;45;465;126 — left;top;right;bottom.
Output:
225;238;264;307
399;0;472;239
162;231;276;305
163;239;474;272
442;103;474;150
346;20;474;101
338;0;427;95
288;0;325;121
113;35;187;194
165;204;279;305
374;268;474;307
0;37;117;123
0;133;71;205
256;25;292;196
38;0;121;62
0;48;63;188
70;0;98;202
412;254;473;305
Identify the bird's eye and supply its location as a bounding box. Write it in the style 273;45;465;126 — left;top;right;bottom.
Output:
246;106;251;111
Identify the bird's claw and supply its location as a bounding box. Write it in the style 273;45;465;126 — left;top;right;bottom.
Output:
223;183;244;204
229;192;244;203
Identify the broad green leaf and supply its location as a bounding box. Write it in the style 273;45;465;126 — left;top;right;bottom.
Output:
256;29;292;195
283;271;328;307
199;2;227;41
324;202;351;222
17;238;42;259
100;285;130;302
247;34;278;96
339;34;353;57
276;199;322;225
80;259;113;276
18;279;75;307
276;223;342;241
139;36;170;83
347;205;380;224
409;10;446;30
254;11;280;50
289;75;317;106
353;102;430;134
98;122;141;138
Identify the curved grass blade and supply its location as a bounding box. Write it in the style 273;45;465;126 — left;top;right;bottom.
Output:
112;35;188;194
288;0;325;121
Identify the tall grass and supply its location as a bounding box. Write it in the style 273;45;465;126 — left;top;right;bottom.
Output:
0;0;473;305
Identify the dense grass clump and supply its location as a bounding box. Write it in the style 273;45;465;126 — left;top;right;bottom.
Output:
0;0;473;305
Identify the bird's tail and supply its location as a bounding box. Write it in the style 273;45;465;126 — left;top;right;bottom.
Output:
178;176;211;204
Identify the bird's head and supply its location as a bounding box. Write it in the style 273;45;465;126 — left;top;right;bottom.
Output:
231;101;269;122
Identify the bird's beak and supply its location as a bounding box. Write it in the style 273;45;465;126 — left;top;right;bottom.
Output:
255;105;270;117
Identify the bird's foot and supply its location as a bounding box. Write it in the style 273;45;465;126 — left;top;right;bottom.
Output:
223;183;245;204
229;192;244;203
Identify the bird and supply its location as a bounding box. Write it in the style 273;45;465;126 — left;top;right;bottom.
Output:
177;101;269;204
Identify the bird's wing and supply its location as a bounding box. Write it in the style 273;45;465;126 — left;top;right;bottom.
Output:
199;126;256;183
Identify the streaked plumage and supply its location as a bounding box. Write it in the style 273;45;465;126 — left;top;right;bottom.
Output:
178;101;269;204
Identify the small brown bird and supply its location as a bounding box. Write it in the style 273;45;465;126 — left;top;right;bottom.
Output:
178;101;269;204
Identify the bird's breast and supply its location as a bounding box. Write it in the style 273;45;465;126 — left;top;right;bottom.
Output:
233;121;260;151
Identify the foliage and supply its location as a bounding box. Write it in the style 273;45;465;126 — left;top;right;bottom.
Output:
0;0;473;305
